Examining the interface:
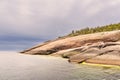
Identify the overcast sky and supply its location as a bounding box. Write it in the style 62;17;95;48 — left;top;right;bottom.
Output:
1;0;120;51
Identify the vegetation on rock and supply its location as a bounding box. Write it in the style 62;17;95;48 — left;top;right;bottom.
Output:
66;23;120;37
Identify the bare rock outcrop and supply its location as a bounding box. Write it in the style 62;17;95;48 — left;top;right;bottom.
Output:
21;30;120;65
21;30;120;55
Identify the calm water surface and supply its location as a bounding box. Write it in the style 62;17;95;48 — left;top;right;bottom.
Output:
0;51;120;80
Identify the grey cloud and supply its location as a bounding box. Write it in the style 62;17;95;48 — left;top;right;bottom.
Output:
1;0;120;37
0;0;120;50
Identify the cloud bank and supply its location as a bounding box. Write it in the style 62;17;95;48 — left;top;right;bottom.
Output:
0;0;120;50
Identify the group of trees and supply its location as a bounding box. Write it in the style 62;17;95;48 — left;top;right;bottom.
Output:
67;23;120;37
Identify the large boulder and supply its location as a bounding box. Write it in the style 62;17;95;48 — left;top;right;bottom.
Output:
86;51;120;65
69;42;120;65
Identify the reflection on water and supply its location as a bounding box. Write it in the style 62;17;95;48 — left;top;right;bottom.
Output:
0;51;120;80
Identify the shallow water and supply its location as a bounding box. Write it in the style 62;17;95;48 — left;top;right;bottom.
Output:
0;51;120;80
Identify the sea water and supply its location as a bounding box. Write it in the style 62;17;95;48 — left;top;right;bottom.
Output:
0;51;120;80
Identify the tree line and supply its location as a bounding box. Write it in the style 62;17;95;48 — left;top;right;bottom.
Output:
66;23;120;37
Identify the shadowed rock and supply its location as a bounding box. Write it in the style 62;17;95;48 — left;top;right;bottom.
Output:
86;51;120;65
69;44;120;65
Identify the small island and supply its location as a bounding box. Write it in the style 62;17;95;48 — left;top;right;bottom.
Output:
21;23;120;66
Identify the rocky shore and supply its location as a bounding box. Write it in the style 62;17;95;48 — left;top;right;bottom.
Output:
21;30;120;66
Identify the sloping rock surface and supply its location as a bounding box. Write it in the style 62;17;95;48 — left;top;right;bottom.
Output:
21;30;120;54
21;30;120;65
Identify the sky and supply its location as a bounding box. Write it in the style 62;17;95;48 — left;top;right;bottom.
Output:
0;0;120;51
